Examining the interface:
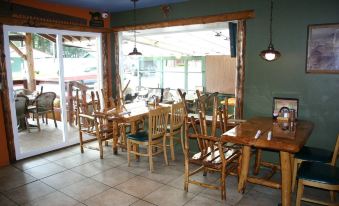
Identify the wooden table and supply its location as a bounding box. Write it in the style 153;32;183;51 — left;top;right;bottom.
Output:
221;117;314;206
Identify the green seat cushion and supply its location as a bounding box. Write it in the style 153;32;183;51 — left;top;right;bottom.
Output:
297;161;339;185
127;131;148;142
295;146;332;163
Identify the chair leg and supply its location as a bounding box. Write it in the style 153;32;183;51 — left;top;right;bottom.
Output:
330;191;336;202
170;135;175;161
253;149;262;175
45;114;48;124
36;114;41;131
163;136;169;166
25;117;30;133
221;167;226;200
149;144;154;172
99;140;103;159
127;140;131;167
296;180;304;206
52;111;57;128
79;132;84;153
292;159;300;192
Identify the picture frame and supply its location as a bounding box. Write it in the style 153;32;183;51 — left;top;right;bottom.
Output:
306;23;339;73
272;97;299;119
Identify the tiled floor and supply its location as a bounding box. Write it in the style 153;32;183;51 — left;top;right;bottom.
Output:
0;143;335;206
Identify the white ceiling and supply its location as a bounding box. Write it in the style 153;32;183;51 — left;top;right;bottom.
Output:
121;22;234;57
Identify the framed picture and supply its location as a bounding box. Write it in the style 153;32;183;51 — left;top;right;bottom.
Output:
306;23;339;73
272;97;299;119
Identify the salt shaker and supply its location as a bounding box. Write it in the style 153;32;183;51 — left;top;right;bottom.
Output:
289;109;296;122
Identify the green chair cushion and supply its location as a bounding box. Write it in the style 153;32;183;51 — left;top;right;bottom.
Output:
295;146;332;163
297;161;339;185
127;131;148;142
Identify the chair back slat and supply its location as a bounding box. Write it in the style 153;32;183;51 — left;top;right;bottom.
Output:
331;134;339;165
170;102;185;132
148;107;170;141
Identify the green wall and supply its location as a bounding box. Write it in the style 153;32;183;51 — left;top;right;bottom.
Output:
111;0;339;153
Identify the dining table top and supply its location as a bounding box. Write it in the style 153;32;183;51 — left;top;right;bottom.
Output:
221;116;314;153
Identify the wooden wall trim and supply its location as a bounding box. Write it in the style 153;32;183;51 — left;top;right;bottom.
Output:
235;20;246;119
0;17;110;33
111;10;254;31
0;24;16;162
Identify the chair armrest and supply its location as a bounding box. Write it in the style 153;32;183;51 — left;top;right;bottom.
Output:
79;113;95;120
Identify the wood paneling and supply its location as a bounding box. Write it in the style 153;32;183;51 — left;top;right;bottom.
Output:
206;55;236;94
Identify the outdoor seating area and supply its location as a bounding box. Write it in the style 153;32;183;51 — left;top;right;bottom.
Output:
0;0;339;206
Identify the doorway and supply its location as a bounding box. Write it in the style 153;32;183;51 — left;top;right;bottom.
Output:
3;25;103;160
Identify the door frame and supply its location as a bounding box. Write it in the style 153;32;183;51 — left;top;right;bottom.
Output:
3;25;103;160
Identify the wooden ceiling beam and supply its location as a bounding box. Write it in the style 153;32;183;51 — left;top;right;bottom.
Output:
9;41;26;60
111;10;255;32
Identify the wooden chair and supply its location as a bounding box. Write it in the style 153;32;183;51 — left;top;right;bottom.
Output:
292;140;335;192
177;88;199;135
181;95;241;200
165;102;185;161
296;134;339;206
127;106;170;172
28;92;57;131
76;90;117;159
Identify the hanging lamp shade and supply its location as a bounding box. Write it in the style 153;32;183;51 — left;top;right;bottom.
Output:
129;0;142;56
260;0;280;61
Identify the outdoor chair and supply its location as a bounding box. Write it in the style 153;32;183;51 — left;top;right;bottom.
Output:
15;94;30;132
28;92;57;131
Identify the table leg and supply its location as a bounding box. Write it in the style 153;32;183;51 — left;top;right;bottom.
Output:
238;145;251;193
280;151;292;206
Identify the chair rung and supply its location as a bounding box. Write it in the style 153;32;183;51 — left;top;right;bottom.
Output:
189;179;221;191
302;196;338;206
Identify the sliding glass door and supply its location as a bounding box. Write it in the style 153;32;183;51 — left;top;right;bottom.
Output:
3;25;102;160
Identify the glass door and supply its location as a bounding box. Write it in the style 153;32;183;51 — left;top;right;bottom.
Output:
3;25;102;160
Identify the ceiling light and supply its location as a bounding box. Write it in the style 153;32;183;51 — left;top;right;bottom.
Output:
260;0;281;61
128;0;142;56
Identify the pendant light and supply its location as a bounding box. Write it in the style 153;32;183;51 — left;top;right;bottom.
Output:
260;0;281;61
128;0;142;56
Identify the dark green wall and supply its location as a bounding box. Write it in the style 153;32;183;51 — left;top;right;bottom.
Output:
111;0;339;152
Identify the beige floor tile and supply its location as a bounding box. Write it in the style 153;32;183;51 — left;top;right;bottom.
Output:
54;153;96;169
0;171;37;192
5;181;55;205
167;173;218;194
60;178;110;201
24;162;66;179
24;191;79;206
130;199;157;206
117;162;149;175
0;193;16;206
13;156;50;170
84;188;138;206
41;149;77;161
184;195;226;206
41;170;86;189
143;185;195;206
91;167;136;187
236;188;281;206
71;158;118;177
139;166;183;184
115;176;164;198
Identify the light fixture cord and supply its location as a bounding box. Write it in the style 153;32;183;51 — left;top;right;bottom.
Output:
269;0;273;44
133;0;137;48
